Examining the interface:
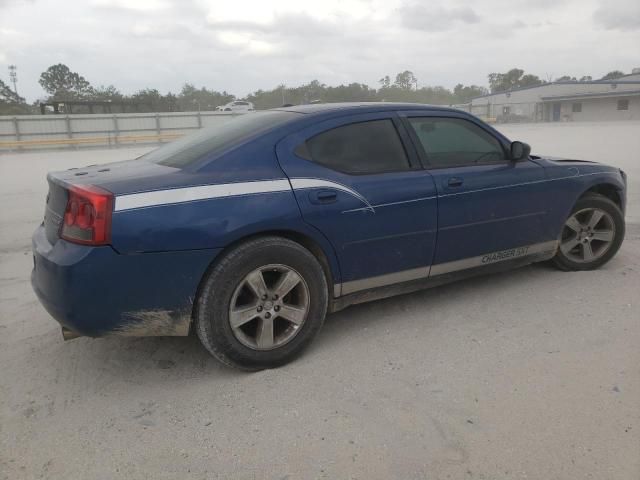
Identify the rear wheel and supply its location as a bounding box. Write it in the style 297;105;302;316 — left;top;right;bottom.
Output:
195;236;328;370
552;193;624;271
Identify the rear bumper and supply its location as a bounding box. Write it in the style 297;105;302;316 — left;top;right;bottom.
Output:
31;224;221;337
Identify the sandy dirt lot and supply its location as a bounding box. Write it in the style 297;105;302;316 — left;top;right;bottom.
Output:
1;122;639;479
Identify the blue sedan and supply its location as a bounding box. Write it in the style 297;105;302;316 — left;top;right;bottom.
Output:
31;103;627;369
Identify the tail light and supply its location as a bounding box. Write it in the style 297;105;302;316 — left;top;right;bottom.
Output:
61;185;113;245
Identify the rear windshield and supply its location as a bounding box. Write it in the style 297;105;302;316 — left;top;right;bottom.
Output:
142;111;298;168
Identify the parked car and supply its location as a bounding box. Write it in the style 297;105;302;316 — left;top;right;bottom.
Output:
215;100;254;112
32;103;627;370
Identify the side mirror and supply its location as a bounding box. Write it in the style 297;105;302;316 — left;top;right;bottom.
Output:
510;141;531;161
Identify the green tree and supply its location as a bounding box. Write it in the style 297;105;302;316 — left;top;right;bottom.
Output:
600;70;625;80
300;80;326;103
325;82;377;103
247;85;290;110
130;88;181;112
579;76;593;82
394;70;417;90
488;68;543;93
519;74;543;88
1;78;24;104
418;86;457;104
555;75;577;82
378;76;391;88
130;88;162;110
488;69;521;92
246;79;377;109
177;83;234;111
0;78;30;114
453;84;489;103
89;85;123;101
39;64;93;99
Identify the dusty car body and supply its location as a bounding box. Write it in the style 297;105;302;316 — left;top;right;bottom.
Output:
32;103;627;368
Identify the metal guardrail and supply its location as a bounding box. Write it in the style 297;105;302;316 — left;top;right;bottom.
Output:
0;111;240;151
0;133;183;149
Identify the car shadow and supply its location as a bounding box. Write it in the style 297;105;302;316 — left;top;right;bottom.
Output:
59;332;236;380
66;262;552;380
316;239;633;351
316;263;552;348
49;247;631;383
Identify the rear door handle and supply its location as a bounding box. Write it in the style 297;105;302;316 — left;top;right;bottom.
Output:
309;189;338;204
447;177;463;187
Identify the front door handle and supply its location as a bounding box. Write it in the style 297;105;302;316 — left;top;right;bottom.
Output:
447;177;463;187
309;189;338;204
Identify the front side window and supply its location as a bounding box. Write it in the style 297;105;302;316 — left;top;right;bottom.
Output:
303;119;410;174
407;117;505;168
617;99;629;111
572;103;582;113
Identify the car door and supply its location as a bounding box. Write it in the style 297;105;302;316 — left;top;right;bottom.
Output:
401;111;557;276
276;112;438;296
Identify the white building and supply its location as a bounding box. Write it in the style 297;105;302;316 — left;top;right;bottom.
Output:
466;73;640;123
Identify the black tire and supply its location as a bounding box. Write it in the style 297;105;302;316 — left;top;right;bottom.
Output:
195;236;328;370
552;193;625;271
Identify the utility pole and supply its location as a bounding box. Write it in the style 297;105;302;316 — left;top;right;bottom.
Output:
8;65;18;95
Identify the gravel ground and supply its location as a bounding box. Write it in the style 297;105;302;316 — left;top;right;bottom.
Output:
1;122;639;480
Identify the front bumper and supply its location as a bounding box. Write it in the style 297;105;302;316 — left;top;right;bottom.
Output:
31;224;221;337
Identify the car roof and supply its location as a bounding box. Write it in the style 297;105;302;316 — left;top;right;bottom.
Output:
271;102;460;115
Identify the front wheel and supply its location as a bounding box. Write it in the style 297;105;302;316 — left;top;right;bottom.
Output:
552;193;625;271
195;236;328;370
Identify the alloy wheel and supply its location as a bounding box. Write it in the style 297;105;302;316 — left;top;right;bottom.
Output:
228;264;310;350
560;208;616;263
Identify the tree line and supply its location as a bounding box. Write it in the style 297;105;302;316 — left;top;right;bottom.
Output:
0;63;632;115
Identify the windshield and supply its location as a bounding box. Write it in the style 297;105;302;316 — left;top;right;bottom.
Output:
141;111;298;168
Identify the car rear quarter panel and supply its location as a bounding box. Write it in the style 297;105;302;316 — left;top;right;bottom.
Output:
109;140;343;286
31;225;221;336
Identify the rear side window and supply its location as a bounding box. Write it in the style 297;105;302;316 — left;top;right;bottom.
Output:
143;111;297;168
407;117;505;168
303;119;410;174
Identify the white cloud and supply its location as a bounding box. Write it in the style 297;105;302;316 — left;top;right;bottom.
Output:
593;0;640;31
91;0;171;11
0;0;638;101
398;4;481;32
216;31;276;55
205;0;393;24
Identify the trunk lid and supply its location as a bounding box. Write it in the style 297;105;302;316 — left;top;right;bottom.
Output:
42;158;179;245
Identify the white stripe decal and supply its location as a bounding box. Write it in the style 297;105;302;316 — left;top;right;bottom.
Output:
337;240;559;295
438;171;617;198
290;177;374;211
114;179;291;211
428;240;558;276
342;195;437;214
114;170;615;212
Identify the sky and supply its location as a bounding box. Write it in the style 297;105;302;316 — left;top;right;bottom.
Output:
1;0;639;102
